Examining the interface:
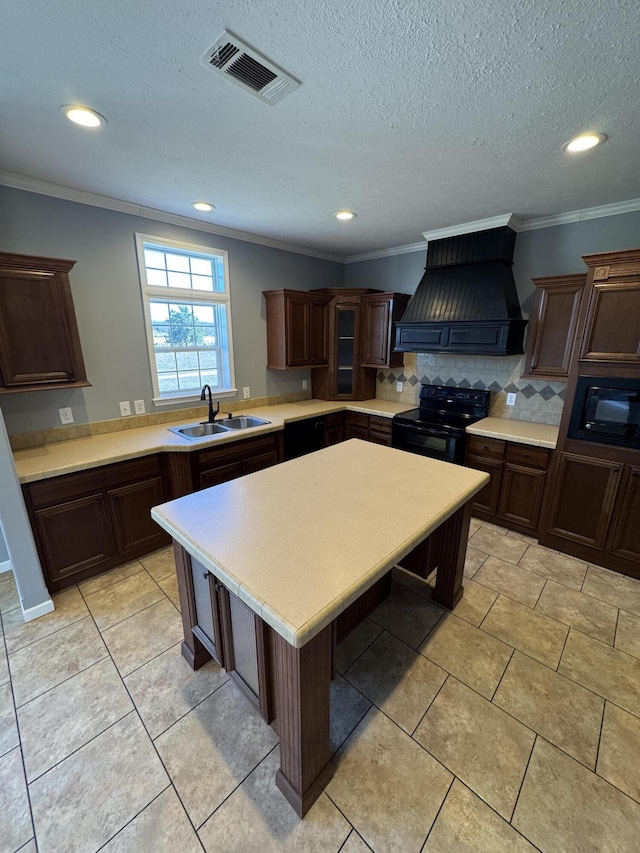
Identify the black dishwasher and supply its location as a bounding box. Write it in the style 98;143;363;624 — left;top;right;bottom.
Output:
283;416;325;460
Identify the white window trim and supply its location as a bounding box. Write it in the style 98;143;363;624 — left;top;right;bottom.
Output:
135;233;237;406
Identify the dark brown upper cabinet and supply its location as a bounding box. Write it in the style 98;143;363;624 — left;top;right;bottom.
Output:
579;250;640;365
360;292;410;368
263;289;331;369
522;274;586;380
0;252;90;393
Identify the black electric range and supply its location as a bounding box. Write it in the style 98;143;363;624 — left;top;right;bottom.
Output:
392;383;490;464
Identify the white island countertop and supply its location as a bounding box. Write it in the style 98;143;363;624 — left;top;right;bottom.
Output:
13;398;415;484
466;417;559;449
151;439;488;648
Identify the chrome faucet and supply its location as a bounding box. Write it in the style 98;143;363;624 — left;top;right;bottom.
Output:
200;385;220;423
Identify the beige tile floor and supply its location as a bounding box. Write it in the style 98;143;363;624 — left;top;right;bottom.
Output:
1;520;640;852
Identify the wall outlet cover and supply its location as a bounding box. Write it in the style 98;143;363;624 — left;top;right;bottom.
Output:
506;392;517;407
58;407;74;425
396;381;403;392
134;400;145;415
243;387;250;399
119;401;131;416
302;379;308;390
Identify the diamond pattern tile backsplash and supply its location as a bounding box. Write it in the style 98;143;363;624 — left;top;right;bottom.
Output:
377;353;566;425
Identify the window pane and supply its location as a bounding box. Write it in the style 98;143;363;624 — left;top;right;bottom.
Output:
192;275;213;291
152;325;172;347
176;351;199;371
190;257;212;276
193;305;214;323
197;325;217;345
213;257;226;292
147;268;168;287
199;350;218;369
178;370;200;390
167;271;191;289
166;253;190;272
201;370;219;386
155;352;176;372
158;373;179;392
144;249;166;269
150;302;169;322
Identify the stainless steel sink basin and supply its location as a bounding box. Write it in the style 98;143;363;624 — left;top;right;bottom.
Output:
221;416;271;430
168;422;230;440
168;415;271;440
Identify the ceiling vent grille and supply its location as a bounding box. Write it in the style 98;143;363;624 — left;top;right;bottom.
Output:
201;31;300;105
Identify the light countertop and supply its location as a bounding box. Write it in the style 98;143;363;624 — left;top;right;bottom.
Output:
12;399;415;484
151;439;489;648
466;417;559;449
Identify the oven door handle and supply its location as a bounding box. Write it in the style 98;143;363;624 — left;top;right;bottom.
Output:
396;425;453;439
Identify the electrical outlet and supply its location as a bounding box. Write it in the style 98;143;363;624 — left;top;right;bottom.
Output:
58;407;74;425
396;381;403;392
302;379;308;390
134;400;145;415
243;386;250;399
506;392;517;407
119;401;131;417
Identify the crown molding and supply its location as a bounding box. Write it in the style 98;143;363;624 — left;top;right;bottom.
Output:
0;171;344;263
517;196;640;231
344;240;429;264
421;213;523;243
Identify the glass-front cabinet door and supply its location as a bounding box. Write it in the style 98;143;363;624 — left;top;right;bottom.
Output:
335;305;358;398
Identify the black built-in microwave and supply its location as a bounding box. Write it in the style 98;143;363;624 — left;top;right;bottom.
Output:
568;376;640;449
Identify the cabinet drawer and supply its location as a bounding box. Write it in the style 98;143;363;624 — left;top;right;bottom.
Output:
368;415;392;436
505;443;550;469
28;455;162;508
467;436;506;459
346;412;369;428
197;433;278;467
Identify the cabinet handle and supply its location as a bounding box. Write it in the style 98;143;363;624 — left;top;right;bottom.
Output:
203;571;209;579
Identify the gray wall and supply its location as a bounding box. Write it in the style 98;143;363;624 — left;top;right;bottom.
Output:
345;209;640;318
0;525;9;565
0;186;344;434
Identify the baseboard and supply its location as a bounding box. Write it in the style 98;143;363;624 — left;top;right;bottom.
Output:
21;598;55;622
0;559;12;574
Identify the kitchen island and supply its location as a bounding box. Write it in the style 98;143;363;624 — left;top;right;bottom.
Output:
151;439;488;816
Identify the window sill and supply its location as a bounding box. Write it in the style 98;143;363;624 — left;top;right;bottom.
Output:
153;388;238;407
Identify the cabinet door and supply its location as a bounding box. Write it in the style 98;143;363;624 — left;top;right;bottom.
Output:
546;453;622;549
497;464;546;530
360;299;391;367
324;412;345;446
345;412;369;440
524;275;585;379
0;253;88;391
199;461;243;490
368;415;393;446
190;559;225;666
286;295;310;367
335;305;358;398
608;466;640;563
242;450;279;475
466;455;503;516
580;279;640;363
309;296;330;366
108;477;169;558
34;493;115;586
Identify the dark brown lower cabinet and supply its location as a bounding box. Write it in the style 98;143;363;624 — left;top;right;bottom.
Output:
345;411;369;440
609;466;640;562
24;455;170;591
193;433;281;492
344;411;393;445
323;411;345;446
465;436;551;534
546;453;622;549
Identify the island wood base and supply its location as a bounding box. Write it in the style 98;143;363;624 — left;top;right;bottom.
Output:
171;502;471;816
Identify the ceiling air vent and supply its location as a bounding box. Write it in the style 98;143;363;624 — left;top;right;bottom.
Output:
201;31;300;105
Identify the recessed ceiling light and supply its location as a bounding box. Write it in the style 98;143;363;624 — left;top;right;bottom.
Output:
335;210;356;221
61;105;106;128
563;132;606;154
192;202;215;212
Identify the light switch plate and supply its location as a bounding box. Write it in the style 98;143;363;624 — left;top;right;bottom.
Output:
134;400;145;414
396;381;403;392
119;401;131;416
58;407;74;425
506;392;517;407
243;387;250;399
302;379;308;390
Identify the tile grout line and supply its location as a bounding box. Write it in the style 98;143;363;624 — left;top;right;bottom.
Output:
1;617;38;850
336;828;369;852
508;732;538;830
337;620;384;677
76;582;208;848
490;646;516;702
92;783;175;853
419;773;455;850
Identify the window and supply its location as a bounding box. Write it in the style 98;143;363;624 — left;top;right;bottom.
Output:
135;234;236;404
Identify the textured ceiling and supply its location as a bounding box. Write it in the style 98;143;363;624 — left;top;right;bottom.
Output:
1;0;639;258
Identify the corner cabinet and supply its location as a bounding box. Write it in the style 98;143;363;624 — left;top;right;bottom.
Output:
263;289;331;369
0;252;90;393
310;289;407;401
522;274;586;380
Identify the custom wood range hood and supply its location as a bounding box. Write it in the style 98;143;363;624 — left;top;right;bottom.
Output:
394;225;528;356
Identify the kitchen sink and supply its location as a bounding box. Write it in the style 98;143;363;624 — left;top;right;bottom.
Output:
220;416;270;430
168;415;271;440
168;422;230;440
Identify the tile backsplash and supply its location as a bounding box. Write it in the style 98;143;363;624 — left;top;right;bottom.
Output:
376;353;566;425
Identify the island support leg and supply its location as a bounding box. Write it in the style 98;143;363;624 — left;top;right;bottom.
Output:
174;541;212;669
431;502;471;610
272;624;334;817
